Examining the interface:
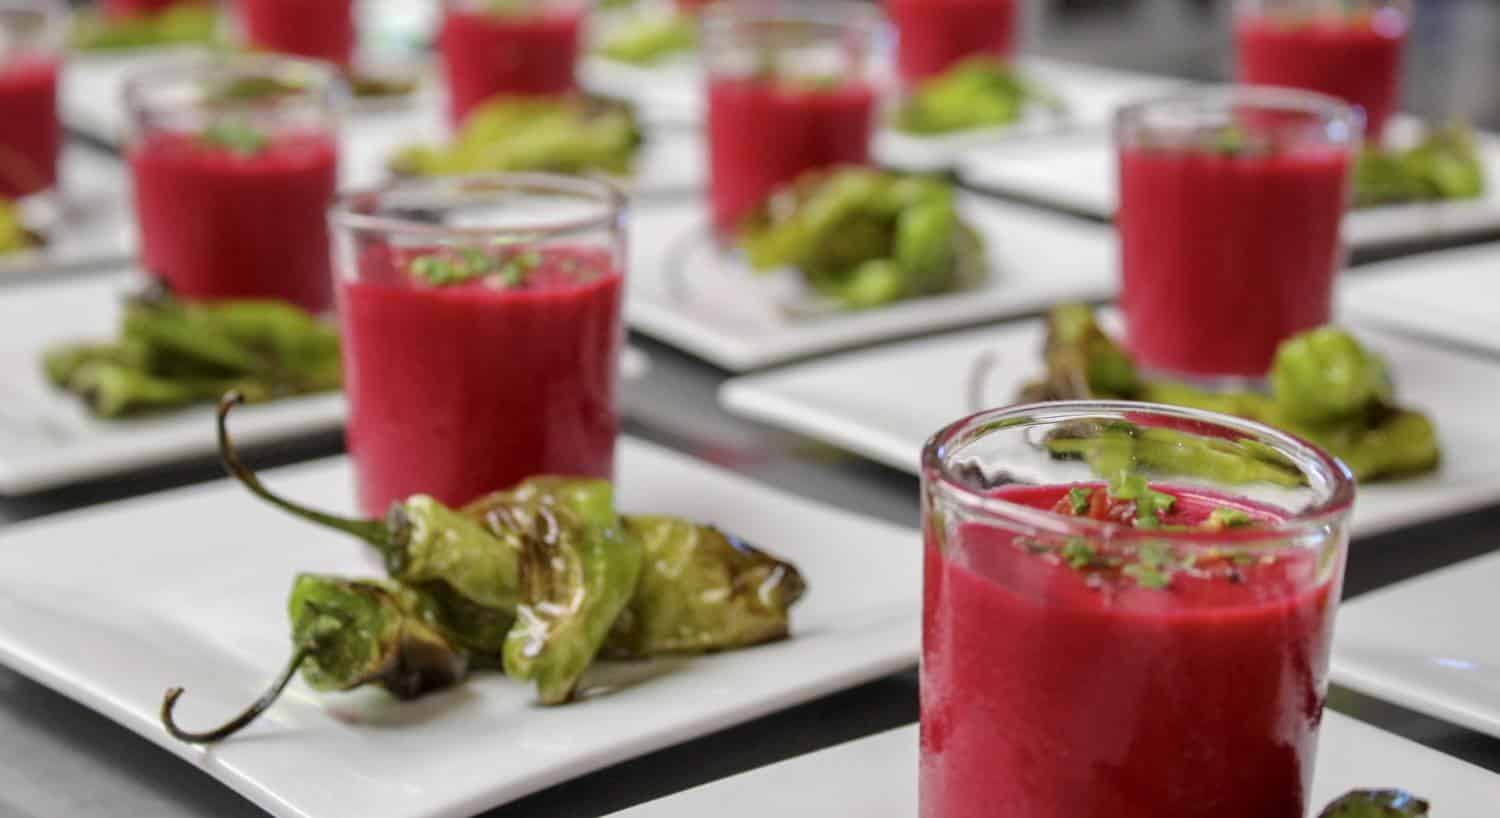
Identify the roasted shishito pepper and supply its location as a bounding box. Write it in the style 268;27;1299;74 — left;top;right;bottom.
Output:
0;198;39;256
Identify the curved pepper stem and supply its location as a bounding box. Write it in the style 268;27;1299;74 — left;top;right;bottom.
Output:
160;647;309;744
217;391;390;550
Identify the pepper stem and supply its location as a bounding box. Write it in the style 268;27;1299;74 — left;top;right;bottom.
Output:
161;648;310;744
217;391;390;549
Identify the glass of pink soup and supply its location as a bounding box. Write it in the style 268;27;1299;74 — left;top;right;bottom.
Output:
886;0;1018;84
438;0;585;126
1235;0;1410;142
235;0;356;69
703;0;879;237
921;400;1355;818
0;0;65;201
329;173;627;516
123;56;342;312
1116;87;1359;380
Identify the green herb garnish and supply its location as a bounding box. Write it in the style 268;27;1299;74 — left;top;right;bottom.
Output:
1206;507;1253;530
410;248;541;288
1107;472;1176;530
1122;542;1174;589
497;250;541;287
1066;486;1092;515
200;122;270;156
1060;540;1100;570
1208;125;1248;156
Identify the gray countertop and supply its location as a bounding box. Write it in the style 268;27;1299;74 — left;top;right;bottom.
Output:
4;1;1498;816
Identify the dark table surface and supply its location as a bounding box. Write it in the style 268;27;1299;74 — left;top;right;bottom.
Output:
5;1;1499;816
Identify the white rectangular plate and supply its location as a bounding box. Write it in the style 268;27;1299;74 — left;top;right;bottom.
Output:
957;117;1500;251
1333;551;1500;740
1;145;135;278
62;48;212;146
0;270;646;494
0;440;921;818
1340;243;1500;355
720;314;1500;538
605;716;1500;818
627;195;1115;371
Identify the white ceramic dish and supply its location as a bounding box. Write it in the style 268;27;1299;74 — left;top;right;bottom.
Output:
1334;550;1500;740
626;195;1115;371
606;715;1500;818
719;314;1500;538
0;440;921;818
0;145;135;278
0;270;647;494
957;116;1500;251
1340;243;1500;355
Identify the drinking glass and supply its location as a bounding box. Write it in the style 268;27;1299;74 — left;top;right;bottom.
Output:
0;0;65;201
886;0;1018;84
438;0;586;125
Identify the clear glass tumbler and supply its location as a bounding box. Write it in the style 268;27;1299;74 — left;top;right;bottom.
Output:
236;0;357;69
885;0;1018;84
0;0;65;202
438;0;587;125
921;400;1355;818
1115;86;1360;380
328;173;628;516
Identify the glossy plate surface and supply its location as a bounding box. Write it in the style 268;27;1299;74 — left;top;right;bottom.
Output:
1340;243;1500;355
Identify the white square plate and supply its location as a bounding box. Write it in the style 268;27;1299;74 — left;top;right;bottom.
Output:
626;195;1116;371
62;48;212;145
1333;551;1500;740
605;716;1500;818
0;440;921;818
957;116;1500;251
1339;243;1500;355
1;145;135;278
0;270;647;494
719;314;1500;538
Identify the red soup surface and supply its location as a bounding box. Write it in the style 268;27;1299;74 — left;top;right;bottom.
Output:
128;129;338;312
438;4;582;125
707;75;875;236
921;483;1339;818
1236;13;1406;140
339;246;623;515
0;54;60;199
886;0;1018;84
238;0;356;68
1117;142;1349;377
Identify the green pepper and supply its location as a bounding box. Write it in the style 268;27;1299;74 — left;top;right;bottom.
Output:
1317;790;1430;818
1019;303;1141;402
893;57;1060;135
70;3;220;51
596;13;696;65
0;198;37;254
1269;326;1393;425
389;96;642;177
1354;124;1485;207
160;575;470;744
1044;422;1307;488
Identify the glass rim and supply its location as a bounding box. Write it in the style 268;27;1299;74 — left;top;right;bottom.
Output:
700;0;883;39
921;400;1357;546
1114;84;1363;140
329;172;628;242
1233;0;1413;17
121;53;344;119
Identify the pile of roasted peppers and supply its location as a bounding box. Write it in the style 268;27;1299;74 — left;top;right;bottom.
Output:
70;3;220;51
1020;304;1441;482
390;95;642;177
738;167;988;309
0;199;38;256
1354;125;1486;208
1319;791;1429;818
595;12;696;65
894;57;1061;135
42;290;341;418
160;394;807;743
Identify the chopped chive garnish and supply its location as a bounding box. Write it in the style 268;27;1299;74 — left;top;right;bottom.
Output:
200;122;270;156
1206;507;1253;530
1066;486;1092;515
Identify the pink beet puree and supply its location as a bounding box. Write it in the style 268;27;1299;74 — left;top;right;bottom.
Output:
128;130;338;312
886;0;1017;83
707;76;875;235
339;247;623;515
0;54;60;199
1118;143;1349;377
1236;14;1406;140
438;4;582;125
921;484;1339;818
103;0;205;20
238;0;356;68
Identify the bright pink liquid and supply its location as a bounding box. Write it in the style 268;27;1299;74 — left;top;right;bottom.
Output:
921;484;1339;818
673;0;712;11
707;77;875;235
1117;144;1349;377
0;55;60;199
886;0;1017;83
438;6;582;125
1236;14;1406;140
339;248;623;515
103;0;206;20
238;0;356;68
128;130;338;312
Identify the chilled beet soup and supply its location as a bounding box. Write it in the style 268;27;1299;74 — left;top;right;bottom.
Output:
439;2;583;125
339;245;623;515
129;129;338;311
707;76;875;235
238;0;355;68
1118;142;1350;378
0;54;60;199
886;0;1017;84
1236;12;1406;140
922;482;1341;818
